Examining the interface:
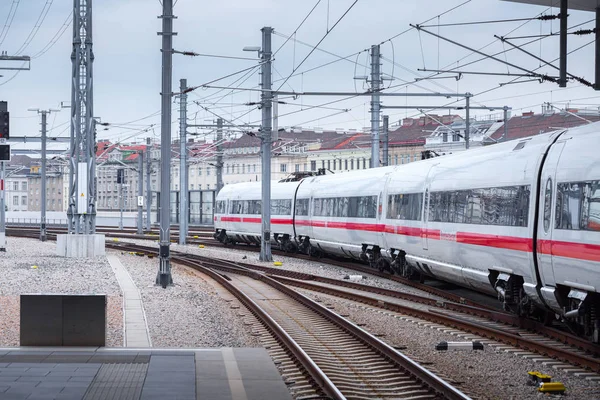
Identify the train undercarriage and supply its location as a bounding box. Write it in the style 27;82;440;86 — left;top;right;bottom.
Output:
215;229;599;343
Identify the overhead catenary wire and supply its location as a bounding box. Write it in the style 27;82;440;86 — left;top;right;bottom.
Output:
274;0;359;93
31;12;72;59
14;0;54;55
0;0;21;49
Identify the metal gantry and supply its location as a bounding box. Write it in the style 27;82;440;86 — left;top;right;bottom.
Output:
68;0;96;234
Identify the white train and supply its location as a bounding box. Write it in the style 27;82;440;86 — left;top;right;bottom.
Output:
214;123;600;343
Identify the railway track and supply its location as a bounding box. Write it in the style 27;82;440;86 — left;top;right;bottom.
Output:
8;230;600;375
108;241;470;399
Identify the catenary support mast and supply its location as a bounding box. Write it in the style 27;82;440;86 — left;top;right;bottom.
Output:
370;44;381;168
157;0;174;287
260;27;273;262
179;78;188;245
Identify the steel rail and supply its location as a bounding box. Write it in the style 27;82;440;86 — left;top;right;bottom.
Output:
109;241;471;400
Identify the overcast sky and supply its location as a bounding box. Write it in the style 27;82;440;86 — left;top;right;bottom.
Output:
1;0;598;152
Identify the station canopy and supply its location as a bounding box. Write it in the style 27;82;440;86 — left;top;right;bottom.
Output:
502;0;600;12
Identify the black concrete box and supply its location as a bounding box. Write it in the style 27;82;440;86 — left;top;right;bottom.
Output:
20;294;106;346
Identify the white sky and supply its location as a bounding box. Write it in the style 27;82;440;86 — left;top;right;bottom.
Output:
1;0;598;153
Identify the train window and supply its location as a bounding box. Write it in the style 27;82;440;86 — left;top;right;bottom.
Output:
215;200;226;214
556;180;600;231
295;199;309;216
271;199;292;215
387;193;423;221
543;178;552;232
313;196;377;218
429;185;530;227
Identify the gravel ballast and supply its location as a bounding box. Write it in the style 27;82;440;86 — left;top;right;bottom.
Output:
113;251;261;348
296;289;600;400
0;237;123;347
127;239;442;300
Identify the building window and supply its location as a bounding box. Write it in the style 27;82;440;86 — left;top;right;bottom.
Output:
280;164;287;173
21;196;27;205
21;182;27;191
442;131;448;142
242;164;245;174
207;184;210;189
12;196;18;206
310;161;316;171
207;168;211;176
327;160;331;170
199;168;202;175
191;184;194;190
321;160;325;169
453;133;460;142
345;159;348;170
303;163;307;171
350;159;354;170
295;164;300;172
394;155;398;165
12;182;18;191
362;158;366;169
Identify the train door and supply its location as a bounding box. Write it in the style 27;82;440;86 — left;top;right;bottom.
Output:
422;188;430;250
537;141;566;289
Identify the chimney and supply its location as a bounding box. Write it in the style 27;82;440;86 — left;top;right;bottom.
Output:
402;118;414;126
522;111;534;117
441;115;453;124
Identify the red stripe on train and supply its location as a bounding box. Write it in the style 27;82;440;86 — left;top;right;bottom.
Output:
538;239;600;262
221;216;242;222
457;232;533;252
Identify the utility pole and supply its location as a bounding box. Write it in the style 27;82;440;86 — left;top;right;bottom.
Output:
0;101;6;252
28;109;59;241
370;44;381;168
137;150;144;235
259;27;273;262
382;115;389;167
465;93;471;150
216;118;223;194
157;0;174;288
502;106;509;141
179;78;188;245
146;137;152;231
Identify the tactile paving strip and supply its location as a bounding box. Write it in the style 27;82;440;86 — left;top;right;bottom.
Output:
83;363;148;400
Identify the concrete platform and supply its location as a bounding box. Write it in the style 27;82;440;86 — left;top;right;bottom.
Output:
106;255;151;348
0;347;291;400
56;235;106;258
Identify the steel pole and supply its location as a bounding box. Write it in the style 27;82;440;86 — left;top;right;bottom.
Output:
216;118;224;194
157;0;174;287
559;0;568;88
178;78;187;245
382;115;389;167
260;27;273;262
502;106;509;141
40;111;47;241
596;7;600;90
119;183;123;230
146;137;152;231
0;161;5;251
370;44;381;168
137;150;143;235
465;94;471;150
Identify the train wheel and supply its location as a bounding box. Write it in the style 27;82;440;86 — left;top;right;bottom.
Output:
309;245;322;258
376;258;391;273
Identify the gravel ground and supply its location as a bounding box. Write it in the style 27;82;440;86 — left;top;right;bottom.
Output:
126;239;441;300
296;289;600;400
113;250;261;348
0;237;123;347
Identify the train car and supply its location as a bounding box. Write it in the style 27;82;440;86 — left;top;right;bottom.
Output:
383;132;561;316
536;123;600;341
214;181;299;249
293;166;395;259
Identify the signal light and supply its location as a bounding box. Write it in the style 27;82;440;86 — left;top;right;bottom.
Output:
0;111;8;139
